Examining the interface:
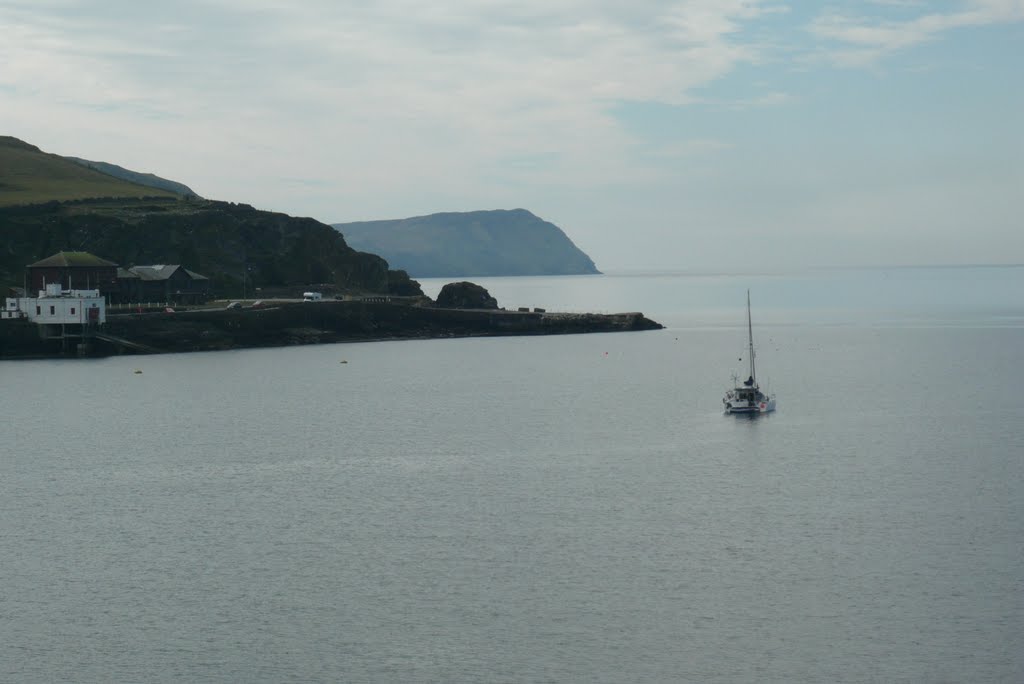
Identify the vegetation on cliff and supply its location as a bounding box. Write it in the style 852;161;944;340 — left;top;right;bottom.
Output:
0;197;421;297
333;209;601;277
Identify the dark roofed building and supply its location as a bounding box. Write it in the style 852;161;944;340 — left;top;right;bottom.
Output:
118;264;211;304
27;251;119;296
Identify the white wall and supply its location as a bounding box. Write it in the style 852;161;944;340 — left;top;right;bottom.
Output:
2;293;106;324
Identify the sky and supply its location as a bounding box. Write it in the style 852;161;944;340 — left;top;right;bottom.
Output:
2;0;1022;271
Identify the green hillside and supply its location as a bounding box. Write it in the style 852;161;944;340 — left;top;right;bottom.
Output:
64;156;200;198
0;136;177;206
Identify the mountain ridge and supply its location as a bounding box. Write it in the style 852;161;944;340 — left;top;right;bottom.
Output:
333;209;600;277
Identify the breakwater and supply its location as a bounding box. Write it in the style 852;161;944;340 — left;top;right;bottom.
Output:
1;301;662;358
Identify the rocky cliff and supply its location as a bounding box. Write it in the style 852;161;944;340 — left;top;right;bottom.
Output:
0;197;421;297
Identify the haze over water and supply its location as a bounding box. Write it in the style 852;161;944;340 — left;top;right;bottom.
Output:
3;266;1022;683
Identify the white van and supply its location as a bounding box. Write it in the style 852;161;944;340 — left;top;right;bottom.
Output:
302;292;323;302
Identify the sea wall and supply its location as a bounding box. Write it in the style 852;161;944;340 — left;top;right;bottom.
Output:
0;301;654;358
0;318;63;358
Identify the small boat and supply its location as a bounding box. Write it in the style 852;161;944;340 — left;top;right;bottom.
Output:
723;290;776;414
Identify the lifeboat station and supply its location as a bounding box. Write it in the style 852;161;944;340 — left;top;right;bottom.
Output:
3;282;106;354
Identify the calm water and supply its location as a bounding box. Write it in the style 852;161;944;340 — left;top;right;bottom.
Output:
2;266;1022;683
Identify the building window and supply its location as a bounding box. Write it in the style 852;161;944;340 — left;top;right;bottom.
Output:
36;306;41;315
70;307;76;315
50;305;56;315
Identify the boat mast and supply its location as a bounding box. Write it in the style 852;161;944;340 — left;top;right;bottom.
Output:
747;289;756;386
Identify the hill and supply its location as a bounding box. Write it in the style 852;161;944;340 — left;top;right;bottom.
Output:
333;209;601;277
64;157;200;198
0;136;420;297
0;197;421;297
0;136;178;206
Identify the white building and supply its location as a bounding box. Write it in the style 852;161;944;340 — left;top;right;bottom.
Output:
2;283;106;324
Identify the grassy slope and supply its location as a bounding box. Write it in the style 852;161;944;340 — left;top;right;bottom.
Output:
64;157;200;198
0;137;176;206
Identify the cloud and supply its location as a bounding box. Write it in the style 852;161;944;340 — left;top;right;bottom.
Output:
808;0;1024;65
1;0;1019;270
0;1;779;182
646;138;734;159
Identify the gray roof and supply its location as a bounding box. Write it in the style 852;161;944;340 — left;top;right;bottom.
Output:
127;265;209;281
29;251;118;268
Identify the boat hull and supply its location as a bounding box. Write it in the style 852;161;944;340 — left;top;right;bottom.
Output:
723;396;776;414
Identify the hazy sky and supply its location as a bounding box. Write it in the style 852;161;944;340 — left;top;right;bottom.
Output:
2;1;1022;270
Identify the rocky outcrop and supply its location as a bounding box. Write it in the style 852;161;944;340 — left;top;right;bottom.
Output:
435;281;499;309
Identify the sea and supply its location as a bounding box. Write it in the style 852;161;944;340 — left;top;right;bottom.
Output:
2;265;1022;683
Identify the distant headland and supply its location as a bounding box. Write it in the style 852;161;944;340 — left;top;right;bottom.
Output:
333;209;601;278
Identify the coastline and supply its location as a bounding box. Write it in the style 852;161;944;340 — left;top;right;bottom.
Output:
0;300;663;359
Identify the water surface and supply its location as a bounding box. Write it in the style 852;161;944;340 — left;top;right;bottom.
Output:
2;266;1022;682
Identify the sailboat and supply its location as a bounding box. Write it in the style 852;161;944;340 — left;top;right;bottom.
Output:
723;290;776;414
